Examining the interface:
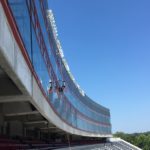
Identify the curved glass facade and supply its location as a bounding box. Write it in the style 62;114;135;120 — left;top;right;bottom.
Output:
7;0;111;135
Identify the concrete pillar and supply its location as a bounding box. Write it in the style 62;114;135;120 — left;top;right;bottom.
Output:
9;121;23;137
0;114;4;135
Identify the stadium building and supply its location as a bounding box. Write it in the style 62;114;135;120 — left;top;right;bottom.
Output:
0;0;141;149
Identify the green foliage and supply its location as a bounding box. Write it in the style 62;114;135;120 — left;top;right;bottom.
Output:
114;132;150;150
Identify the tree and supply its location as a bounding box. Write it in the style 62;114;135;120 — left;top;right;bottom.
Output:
114;131;150;150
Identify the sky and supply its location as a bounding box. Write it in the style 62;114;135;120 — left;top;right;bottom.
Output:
48;0;150;133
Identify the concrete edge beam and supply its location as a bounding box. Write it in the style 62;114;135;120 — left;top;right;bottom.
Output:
0;95;30;103
4;110;39;117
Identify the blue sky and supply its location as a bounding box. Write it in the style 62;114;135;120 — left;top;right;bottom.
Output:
48;0;150;133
